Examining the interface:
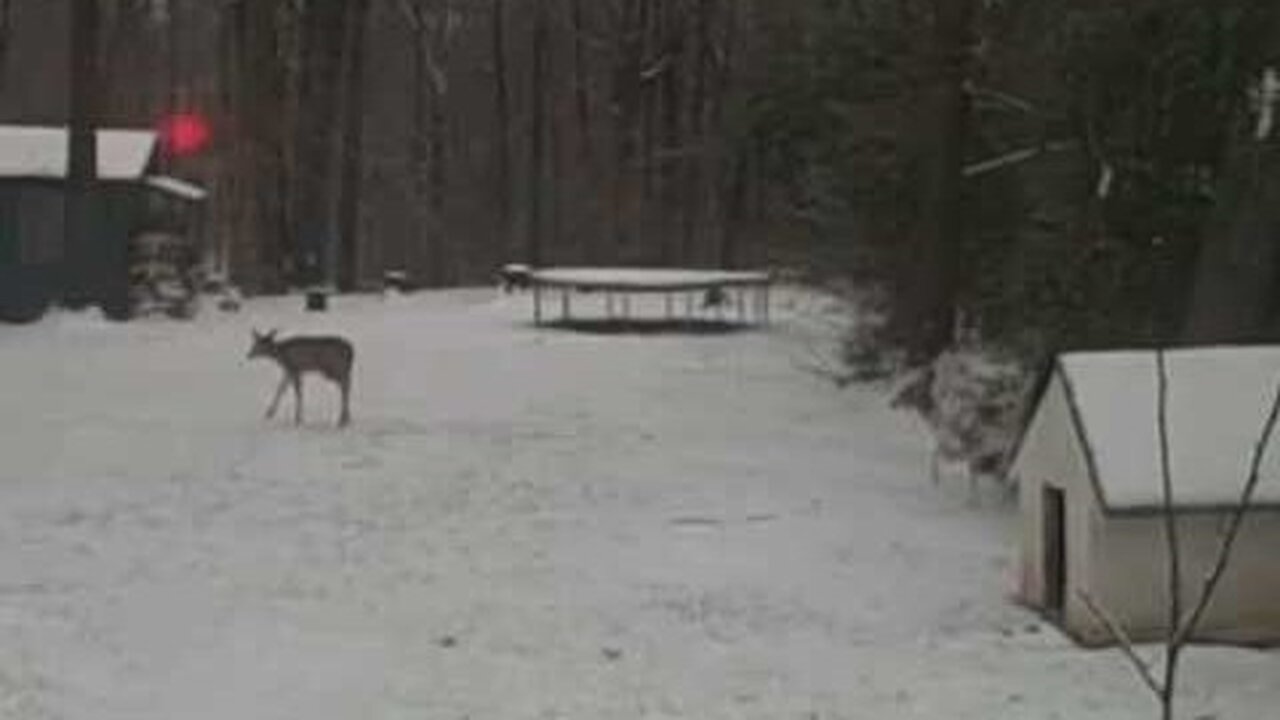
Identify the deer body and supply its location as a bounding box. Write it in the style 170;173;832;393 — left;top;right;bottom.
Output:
248;330;354;427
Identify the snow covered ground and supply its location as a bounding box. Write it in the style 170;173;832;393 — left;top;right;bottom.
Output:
0;288;1274;719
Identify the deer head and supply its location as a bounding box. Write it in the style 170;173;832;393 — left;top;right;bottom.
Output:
247;329;280;359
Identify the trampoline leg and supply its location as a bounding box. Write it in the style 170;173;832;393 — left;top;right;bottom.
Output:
561;289;571;322
533;285;543;325
736;288;746;323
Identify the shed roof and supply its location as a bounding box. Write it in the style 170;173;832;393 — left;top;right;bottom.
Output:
0;125;156;180
1056;345;1280;512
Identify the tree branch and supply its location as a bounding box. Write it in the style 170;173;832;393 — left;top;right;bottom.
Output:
1155;349;1182;716
1077;590;1164;698
962;141;1076;178
964;81;1045;117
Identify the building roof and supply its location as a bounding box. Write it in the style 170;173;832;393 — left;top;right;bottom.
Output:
1055;345;1280;513
0;125;157;180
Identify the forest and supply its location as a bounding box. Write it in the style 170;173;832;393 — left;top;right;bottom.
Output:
2;0;1279;370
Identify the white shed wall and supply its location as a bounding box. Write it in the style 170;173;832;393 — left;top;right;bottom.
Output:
1012;373;1100;636
1095;512;1280;645
1014;371;1280;646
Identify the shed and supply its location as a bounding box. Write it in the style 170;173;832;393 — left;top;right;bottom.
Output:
0;124;205;321
1008;346;1280;647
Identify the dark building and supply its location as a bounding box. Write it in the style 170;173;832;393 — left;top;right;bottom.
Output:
0;125;206;321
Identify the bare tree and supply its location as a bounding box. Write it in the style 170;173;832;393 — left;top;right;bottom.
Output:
65;0;100;308
569;0;591;160
399;0;455;286
892;0;978;364
219;0;293;292
0;0;14;90
491;0;512;258
292;0;350;288
336;0;372;292
609;0;644;262
526;0;548;267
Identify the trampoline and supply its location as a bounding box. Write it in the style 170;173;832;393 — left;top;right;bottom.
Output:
524;267;773;327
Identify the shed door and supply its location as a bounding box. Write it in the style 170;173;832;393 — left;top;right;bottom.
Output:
1043;485;1067;615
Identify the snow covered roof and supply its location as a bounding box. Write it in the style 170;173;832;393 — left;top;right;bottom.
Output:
1057;346;1280;513
0;125;157;180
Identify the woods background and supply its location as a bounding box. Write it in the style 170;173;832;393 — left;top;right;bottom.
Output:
1;0;1279;368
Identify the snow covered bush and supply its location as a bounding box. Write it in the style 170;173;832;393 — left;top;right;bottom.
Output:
894;343;1032;495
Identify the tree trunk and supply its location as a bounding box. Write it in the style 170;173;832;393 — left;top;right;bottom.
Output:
491;0;512;259
713;0;741;268
639;0;658;209
894;0;977;364
427;2;450;285
335;0;371;292
402;0;452;286
293;0;348;288
409;16;430;284
527;0;548;267
682;0;712;265
65;0;100;308
658;0;685;265
570;0;591;160
720;146;748;269
610;0;644;262
222;0;290;292
0;0;11;90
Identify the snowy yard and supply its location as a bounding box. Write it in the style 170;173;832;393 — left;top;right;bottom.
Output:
0;288;1275;720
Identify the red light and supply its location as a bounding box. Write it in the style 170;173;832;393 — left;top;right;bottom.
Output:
160;113;211;157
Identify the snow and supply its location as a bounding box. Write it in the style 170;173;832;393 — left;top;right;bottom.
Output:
1060;346;1280;510
529;267;771;290
0;126;156;180
0;290;1275;719
144;175;208;201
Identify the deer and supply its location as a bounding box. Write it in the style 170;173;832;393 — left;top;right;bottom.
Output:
247;329;354;427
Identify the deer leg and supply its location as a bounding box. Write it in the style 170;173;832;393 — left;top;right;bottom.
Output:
338;377;351;427
265;375;289;419
930;447;941;485
292;376;304;425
